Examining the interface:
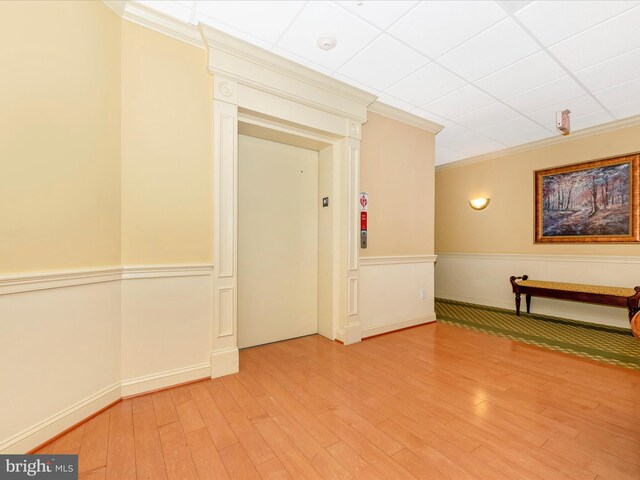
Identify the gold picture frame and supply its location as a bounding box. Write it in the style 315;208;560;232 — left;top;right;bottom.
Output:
535;153;640;243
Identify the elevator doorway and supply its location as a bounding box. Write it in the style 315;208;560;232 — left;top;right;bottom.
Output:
238;134;321;348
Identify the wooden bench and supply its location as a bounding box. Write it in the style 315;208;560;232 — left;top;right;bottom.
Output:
509;275;640;325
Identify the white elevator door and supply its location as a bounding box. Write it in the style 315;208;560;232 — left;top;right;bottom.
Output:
238;134;319;349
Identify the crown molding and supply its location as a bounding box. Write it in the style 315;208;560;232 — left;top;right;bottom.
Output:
199;24;376;123
106;1;444;133
102;0;126;17
368;102;444;134
436;113;640;172
110;1;204;49
106;1;375;112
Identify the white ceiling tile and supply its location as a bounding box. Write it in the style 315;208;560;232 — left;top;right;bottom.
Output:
374;93;415;111
594;77;640;108
526;95;603;125
574;48;640;93
388;1;506;59
334;0;418;30
438;18;540;81
496;1;533;15
436;145;467;166
423;85;497;119
448;132;506;155
500;127;555;147
337;34;429;91
412;109;450;126
475;51;565;100
384;63;467;106
274;1;380;71
549;6;640;72
434;121;472;147
195;1;305;43
504;76;586;113
570;110;615;131
609;99;640;119
135;0;640;157
452;102;520;130
480;115;544;144
139;1;194;22
515;1;638;47
272;47;334;76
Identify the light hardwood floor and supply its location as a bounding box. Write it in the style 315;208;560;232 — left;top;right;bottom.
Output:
36;322;640;479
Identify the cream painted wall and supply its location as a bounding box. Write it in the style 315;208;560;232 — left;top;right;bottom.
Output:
435;124;640;255
360;112;436;257
120;21;213;265
0;1;121;274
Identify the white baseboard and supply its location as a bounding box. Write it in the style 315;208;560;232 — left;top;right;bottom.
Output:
335;329;345;343
362;313;436;338
0;383;121;454
121;363;211;397
210;348;239;378
1;359;214;454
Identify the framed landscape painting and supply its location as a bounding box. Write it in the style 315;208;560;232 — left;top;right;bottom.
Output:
535;153;640;243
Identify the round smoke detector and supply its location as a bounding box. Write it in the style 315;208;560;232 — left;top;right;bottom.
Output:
317;35;337;50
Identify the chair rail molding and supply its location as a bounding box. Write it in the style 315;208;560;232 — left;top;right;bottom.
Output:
0;265;214;295
360;255;438;266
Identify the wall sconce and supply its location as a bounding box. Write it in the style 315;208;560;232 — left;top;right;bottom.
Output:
469;197;490;210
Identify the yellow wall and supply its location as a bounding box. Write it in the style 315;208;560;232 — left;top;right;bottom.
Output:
120;22;213;265
360;112;436;256
0;1;121;274
435;123;640;255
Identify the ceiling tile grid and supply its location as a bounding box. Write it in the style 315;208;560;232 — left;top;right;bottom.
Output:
137;0;640;165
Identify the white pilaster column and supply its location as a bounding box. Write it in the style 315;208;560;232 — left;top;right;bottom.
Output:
343;120;362;345
211;76;240;377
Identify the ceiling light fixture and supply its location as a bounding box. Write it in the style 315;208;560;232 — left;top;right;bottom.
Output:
317;35;337;51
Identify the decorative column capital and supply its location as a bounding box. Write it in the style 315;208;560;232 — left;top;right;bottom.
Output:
213;76;238;104
347;120;362;140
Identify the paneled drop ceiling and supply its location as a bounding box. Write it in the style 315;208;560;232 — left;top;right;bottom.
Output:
137;0;640;165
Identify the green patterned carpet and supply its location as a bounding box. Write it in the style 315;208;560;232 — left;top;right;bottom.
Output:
435;298;640;371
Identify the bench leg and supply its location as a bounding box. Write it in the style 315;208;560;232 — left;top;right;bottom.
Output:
515;293;521;316
526;294;531;314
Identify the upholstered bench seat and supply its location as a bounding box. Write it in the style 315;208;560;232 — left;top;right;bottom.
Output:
516;280;637;298
509;275;640;339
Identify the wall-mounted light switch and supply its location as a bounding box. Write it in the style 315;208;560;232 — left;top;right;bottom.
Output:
322;197;329;207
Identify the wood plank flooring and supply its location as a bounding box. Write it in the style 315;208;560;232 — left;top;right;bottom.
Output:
36;323;640;479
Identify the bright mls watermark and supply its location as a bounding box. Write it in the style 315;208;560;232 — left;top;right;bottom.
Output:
0;455;77;480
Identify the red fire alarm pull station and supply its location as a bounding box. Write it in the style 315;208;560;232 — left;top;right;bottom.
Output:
359;192;368;249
